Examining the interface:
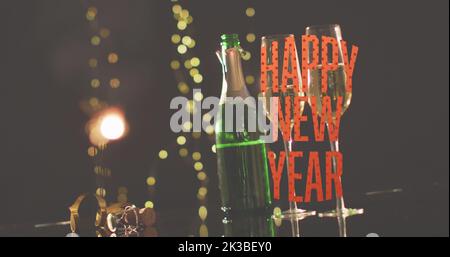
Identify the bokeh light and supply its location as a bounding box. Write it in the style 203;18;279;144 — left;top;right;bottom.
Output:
192;152;201;161
171;34;181;44
245;75;255;85
86;7;97;21
100;112;126;140
176;135;187;145
109;78;120;88
158;150;168;159
177;44;187;54
91;35;101;46
145;201;154;209
193;74;203;83
179;148;188;157
246;33;256;43
198;206;208;221
170;60;180;70
190;57;200;67
88;58;98;68
146;176;156;186
197;172;207;181
91;78;100;88
87;146;98;157
107;53;119;64
194;162;203;171
245;7;256;17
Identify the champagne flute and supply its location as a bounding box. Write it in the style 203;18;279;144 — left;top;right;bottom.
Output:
305;24;363;237
261;34;316;237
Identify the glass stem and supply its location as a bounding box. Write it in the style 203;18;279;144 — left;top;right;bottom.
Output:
329;133;347;237
283;127;300;237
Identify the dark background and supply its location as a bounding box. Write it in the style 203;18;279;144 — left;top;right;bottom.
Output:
0;0;448;236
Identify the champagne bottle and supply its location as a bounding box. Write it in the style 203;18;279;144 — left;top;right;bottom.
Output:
215;34;274;237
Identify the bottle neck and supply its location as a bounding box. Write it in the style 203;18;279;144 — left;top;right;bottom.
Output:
220;47;248;101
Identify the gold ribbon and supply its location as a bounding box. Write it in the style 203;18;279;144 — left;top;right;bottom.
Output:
69;193;107;233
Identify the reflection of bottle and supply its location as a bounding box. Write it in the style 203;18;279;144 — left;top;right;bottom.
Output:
215;34;274;236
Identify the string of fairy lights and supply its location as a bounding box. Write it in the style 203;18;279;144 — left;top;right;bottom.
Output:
168;0;210;237
82;1;128;205
153;1;260;236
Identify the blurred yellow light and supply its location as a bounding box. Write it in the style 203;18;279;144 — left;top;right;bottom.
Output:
192;152;201;161
109;78;120;88
88;58;98;68
179;148;188;157
177;82;189;95
177;44;187;54
194;92;203;102
189;68;199;77
187;16;194;24
180;9;189;19
87;146;98;157
177;135;187;145
245;75;255;85
197;172;207;181
205;125;214;135
245;7;256;17
89;97;99;107
158;150;168;159
193;74;203;83
91;36;101;46
199;224;208;237
184;60;192;69
86;7;97;21
100;28;110;38
146;176;156;186
177;21;187;30
96;187;106;197
108;53;119;64
182;36;192;46
185;100;195;113
198;206;208;221
202;113;212;122
246;33;256;43
242;51;251;61
171;34;181;44
91;78;100;88
172;4;182;14
183;121;192;130
100;112;125;140
145;201;154;209
211;144;216;153
194;162;203;171
170;60;180;70
190;57;200;67
187;39;196;48
197;193;205;201
198;187;207;196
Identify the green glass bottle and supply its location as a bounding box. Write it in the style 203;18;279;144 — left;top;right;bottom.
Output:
215;34;274;237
